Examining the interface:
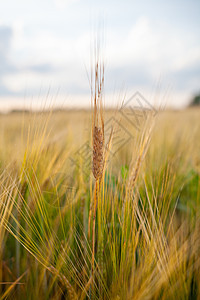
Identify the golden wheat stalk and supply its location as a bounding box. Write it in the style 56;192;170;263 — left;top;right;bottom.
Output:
88;50;115;296
88;57;105;295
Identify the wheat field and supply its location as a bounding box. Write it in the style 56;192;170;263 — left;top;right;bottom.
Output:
0;104;199;299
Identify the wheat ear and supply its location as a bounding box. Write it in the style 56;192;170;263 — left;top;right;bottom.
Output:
88;59;105;296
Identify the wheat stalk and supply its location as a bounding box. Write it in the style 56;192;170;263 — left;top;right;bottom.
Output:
91;62;104;293
88;45;115;296
86;53;106;298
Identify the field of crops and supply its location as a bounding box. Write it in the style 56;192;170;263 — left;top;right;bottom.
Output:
0;104;199;299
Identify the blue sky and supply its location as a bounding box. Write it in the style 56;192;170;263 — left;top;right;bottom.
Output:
0;0;200;109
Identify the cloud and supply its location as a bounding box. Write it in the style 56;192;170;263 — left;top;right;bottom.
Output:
2;61;88;95
105;64;152;92
0;15;200;107
169;62;200;91
28;63;54;73
0;25;59;95
104;16;200;98
0;26;16;75
53;0;79;9
0;25;12;53
0;25;17;95
106;16;200;73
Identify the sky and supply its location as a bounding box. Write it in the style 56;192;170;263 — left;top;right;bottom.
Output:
0;0;200;110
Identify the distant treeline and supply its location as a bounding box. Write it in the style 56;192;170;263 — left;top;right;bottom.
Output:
190;93;200;106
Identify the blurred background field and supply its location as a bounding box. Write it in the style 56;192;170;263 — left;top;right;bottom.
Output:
0;106;199;299
0;107;199;170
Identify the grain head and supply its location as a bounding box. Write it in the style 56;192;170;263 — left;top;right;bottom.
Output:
92;125;104;180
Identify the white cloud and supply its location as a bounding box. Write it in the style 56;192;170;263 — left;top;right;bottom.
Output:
53;0;79;9
0;11;200;108
9;15;200;77
106;16;200;74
